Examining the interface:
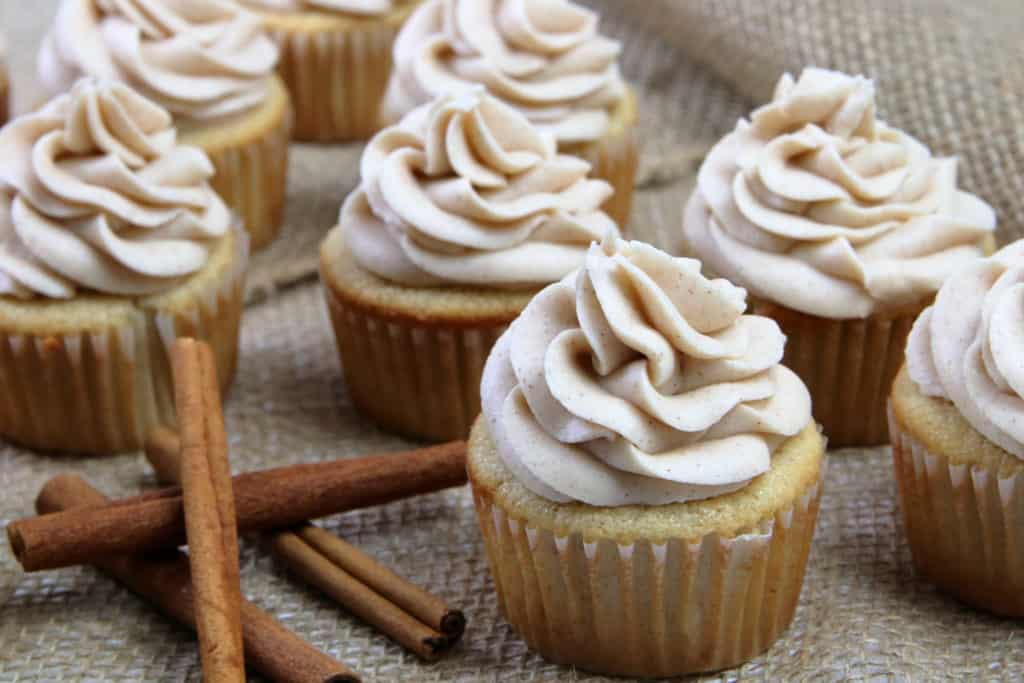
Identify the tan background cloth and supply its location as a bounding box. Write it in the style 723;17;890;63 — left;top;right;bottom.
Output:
2;1;1023;680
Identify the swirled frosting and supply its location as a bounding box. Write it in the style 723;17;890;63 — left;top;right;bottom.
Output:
346;89;617;288
242;0;394;14
382;0;627;145
684;67;996;319
0;79;230;299
38;0;279;121
480;236;812;505
907;241;1024;460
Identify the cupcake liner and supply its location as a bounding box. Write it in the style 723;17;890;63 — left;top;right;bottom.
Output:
322;282;508;442
889;405;1024;616
574;118;639;230
750;299;918;447
269;9;413;142
0;64;8;126
198;100;292;251
470;471;823;677
0;229;249;455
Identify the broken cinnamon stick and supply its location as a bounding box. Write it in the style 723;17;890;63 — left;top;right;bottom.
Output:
146;429;466;659
36;473;360;683
173;339;245;683
9;440;467;572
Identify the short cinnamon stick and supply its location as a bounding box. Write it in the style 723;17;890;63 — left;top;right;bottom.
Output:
9;441;467;572
173;339;245;683
146;429;466;658
36;474;360;683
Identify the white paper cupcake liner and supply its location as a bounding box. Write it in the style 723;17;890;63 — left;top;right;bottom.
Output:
889;404;1024;616
471;472;824;677
0;228;248;454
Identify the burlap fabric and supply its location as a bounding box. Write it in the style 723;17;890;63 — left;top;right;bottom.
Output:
2;1;1024;680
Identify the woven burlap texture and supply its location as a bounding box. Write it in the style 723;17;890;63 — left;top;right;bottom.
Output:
2;0;1024;680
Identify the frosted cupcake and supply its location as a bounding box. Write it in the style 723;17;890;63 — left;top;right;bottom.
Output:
320;89;617;441
890;241;1024;617
0;79;247;454
380;0;637;228
469;236;825;676
38;0;292;249
684;68;996;446
240;0;423;142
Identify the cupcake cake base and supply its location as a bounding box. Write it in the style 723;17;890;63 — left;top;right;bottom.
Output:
178;76;292;251
467;418;825;677
889;366;1024;617
0;228;248;455
320;227;534;442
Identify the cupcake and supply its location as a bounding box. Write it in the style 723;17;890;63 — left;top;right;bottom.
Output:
890;241;1024;617
380;0;638;229
0;79;247;454
320;89;618;442
469;236;825;676
0;33;9;126
684;68;996;446
240;0;423;142
38;0;292;249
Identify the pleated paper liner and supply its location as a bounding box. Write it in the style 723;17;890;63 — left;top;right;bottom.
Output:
749;297;923;448
888;391;1024;617
319;228;532;442
468;421;825;678
179;76;293;251
260;2;421;142
0;227;248;455
565;89;640;231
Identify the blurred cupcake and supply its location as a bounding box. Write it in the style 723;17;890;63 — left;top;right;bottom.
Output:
38;0;292;249
684;68;996;446
469;236;825;676
241;0;423;142
0;33;8;126
0;79;247;454
320;89;617;441
890;241;1024;617
381;0;637;228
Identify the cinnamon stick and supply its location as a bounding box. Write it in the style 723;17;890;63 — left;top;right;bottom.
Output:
173;339;245;683
36;473;360;683
9;441;467;572
146;429;467;658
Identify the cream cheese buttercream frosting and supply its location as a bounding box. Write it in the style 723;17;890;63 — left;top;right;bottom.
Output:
346;89;617;288
382;0;627;145
39;0;279;121
684;67;996;319
480;236;812;506
907;241;1024;460
0;79;231;299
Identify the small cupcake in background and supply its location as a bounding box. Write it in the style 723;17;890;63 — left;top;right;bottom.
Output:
890;241;1024;617
320;88;618;442
240;0;423;142
38;0;292;249
469;235;825;676
684;67;996;447
381;0;638;229
0;79;248;454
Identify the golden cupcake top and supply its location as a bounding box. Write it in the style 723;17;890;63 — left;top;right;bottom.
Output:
381;0;628;145
38;0;280;121
242;0;398;14
684;67;996;319
344;88;618;289
480;235;812;506
0;78;231;299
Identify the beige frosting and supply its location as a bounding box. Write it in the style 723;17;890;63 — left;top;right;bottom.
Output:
907;241;1024;460
242;0;394;13
480;236;812;506
0;79;230;299
346;89;617;288
684;67;996;319
38;0;279;121
382;0;627;145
